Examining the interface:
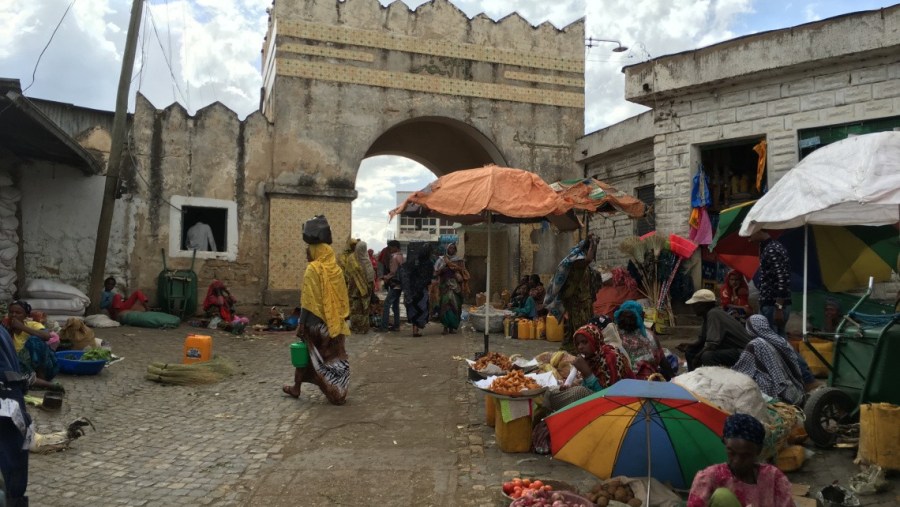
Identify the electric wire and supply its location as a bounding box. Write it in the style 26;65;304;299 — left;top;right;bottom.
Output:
146;5;191;110
0;0;77;118
22;0;78;94
125;126;184;213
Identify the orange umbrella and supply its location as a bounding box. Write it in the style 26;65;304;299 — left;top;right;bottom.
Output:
390;165;581;230
549;178;646;219
390;165;581;354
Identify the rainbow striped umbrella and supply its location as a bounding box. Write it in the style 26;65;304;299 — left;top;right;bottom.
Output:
546;380;728;492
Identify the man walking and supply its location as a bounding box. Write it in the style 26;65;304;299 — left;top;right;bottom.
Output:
380;240;404;332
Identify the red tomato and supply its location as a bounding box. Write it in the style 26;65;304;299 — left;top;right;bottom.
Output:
532;480;543;489
512;478;523;488
522;479;532;487
502;482;514;495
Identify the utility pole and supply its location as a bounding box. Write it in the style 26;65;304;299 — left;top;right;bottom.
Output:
87;0;144;314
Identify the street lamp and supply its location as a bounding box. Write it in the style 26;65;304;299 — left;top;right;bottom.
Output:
585;37;629;52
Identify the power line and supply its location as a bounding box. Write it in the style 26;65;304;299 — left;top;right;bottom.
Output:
146;5;190;110
23;0;78;94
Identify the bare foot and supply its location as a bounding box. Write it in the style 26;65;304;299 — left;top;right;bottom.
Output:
282;385;300;398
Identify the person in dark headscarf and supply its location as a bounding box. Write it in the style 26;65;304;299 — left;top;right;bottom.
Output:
545;235;598;352
732;315;805;405
614;300;673;380
0;324;31;505
401;243;434;337
688;413;794;507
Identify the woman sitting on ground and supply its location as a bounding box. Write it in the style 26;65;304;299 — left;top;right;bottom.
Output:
2;300;61;391
614;300;674;380
720;270;752;320
547;321;634;411
688;413;794;507
508;276;530;310
528;274;546;313
203;280;237;323
100;276;150;320
732;315;806;405
510;288;537;319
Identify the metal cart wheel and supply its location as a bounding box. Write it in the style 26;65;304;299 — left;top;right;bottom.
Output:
804;387;855;448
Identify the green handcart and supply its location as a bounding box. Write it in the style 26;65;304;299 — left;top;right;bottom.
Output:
157;249;198;319
803;279;900;448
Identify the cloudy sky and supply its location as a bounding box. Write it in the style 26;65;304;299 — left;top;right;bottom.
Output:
1;0;894;251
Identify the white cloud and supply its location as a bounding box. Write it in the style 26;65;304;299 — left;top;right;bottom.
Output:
805;4;822;21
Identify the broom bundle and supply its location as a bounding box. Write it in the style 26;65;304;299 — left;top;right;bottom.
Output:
145;357;238;385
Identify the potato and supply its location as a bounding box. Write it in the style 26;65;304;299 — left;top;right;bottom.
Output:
614;487;629;502
627;498;643;507
595;497;609;507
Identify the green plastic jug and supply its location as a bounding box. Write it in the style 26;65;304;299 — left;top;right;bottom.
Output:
290;341;309;368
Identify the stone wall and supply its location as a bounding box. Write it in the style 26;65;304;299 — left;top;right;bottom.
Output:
583;143;655;268
19;162;130;291
125;95;274;305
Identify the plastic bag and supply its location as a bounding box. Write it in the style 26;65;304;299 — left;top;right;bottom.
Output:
302;215;332;245
815;485;861;507
848;466;889;495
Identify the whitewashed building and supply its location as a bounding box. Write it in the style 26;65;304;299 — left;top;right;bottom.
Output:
578;6;900;296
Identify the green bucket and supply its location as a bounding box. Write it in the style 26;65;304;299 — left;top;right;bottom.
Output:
290;341;309;368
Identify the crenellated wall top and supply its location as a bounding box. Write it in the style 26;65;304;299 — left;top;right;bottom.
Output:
271;0;585;60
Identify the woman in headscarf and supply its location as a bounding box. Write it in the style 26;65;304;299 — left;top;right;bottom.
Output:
401;243;434;337
282;243;351;405
0;324;32;504
433;243;469;334
202;280;237;323
614;300;672;380
688;413;794;507
339;238;375;334
732;315;805;405
592;266;643;318
544;235;598;352
528;274;545;313
2;300;61;391
547;321;635;411
720;269;752;320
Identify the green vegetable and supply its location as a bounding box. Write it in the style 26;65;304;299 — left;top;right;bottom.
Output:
81;348;112;362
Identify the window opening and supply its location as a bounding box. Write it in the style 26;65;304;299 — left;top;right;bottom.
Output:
634;185;655;236
798;115;900;159
181;206;227;252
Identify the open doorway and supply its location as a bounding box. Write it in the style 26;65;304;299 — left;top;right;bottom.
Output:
699;137;767;291
700;137;767;212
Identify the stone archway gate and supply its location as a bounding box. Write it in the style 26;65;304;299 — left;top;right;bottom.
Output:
124;0;584;307
262;0;584;303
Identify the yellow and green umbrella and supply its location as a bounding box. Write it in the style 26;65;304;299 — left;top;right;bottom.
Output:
712;201;898;292
546;379;728;492
778;224;898;292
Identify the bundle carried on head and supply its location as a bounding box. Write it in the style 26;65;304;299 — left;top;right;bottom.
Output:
145;357;238;385
302;215;332;245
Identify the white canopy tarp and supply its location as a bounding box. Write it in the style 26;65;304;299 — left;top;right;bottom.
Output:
740;131;900;235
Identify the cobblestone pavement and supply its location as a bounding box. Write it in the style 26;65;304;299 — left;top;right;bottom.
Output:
25;323;897;506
